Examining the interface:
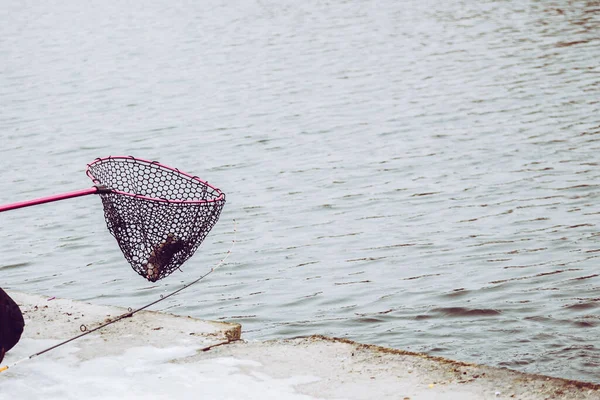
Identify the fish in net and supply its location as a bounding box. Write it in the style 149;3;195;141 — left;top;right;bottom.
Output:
86;156;226;282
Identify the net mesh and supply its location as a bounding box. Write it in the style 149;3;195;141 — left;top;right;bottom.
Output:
86;157;225;282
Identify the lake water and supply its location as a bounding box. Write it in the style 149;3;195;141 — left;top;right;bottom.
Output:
1;0;600;384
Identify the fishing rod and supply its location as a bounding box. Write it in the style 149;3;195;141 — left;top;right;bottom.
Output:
0;219;236;373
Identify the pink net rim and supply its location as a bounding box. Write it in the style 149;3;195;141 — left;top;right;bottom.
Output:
85;156;225;204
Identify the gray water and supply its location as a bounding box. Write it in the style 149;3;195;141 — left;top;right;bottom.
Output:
2;0;600;384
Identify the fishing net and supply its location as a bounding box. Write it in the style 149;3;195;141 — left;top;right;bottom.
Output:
86;156;225;282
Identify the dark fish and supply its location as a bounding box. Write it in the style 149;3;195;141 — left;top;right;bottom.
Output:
0;288;24;363
146;234;185;282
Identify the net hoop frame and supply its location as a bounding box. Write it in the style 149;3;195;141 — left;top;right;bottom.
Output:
85;156;225;204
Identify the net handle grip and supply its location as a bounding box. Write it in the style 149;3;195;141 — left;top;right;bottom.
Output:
0;185;110;213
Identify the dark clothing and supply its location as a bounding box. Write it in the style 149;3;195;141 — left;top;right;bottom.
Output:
0;289;24;363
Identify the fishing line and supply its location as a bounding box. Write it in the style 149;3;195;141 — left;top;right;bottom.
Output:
0;219;237;373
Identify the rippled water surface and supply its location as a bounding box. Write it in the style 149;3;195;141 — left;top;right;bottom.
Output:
2;0;600;383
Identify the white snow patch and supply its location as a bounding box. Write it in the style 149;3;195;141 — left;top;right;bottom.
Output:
0;338;323;400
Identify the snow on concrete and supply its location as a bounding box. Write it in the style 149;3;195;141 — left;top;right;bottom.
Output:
2;291;600;400
0;291;321;400
1;338;322;400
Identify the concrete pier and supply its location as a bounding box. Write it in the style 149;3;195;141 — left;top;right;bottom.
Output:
1;291;599;399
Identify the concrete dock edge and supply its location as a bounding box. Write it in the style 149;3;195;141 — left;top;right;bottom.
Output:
3;291;599;400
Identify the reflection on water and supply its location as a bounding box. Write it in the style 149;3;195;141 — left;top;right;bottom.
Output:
1;0;600;383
